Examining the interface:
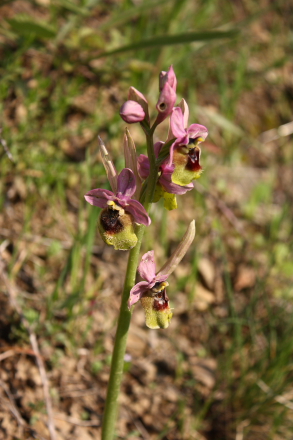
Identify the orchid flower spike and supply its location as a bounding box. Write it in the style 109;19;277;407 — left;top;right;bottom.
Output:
129;220;196;329
155;65;177;125
138;141;193;210
168;101;208;186
84;168;151;250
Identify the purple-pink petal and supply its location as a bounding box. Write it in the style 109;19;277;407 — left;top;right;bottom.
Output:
138;250;156;283
170;107;187;140
166;65;177;91
160;174;194;195
84;188;115;208
128;281;150;307
137;154;150;179
187;124;208;140
127;199;151;226
154;141;164;158
154;273;169;284
117;168;136;198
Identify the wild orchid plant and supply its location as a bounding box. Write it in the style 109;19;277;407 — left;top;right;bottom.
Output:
84;66;208;440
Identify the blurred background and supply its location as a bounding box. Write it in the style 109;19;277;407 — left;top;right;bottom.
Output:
1;0;293;439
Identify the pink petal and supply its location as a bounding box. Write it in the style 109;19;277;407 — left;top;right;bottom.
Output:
117;168;136;198
154;141;164;158
84;188;114;208
127;200;151;226
187;124;208;140
154;273;169;284
159;161;193;195
167;140;179;167
170;107;187;139
178;99;189;129
160;174;194;195
166;65;177;91
138;250;156;283
137;154;150;179
159;65;177;92
128;281;150;307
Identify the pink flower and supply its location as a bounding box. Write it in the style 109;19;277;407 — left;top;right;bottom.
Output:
120;100;145;123
128;220;196;308
128;250;169;307
138;141;193;195
168;102;208;167
170;106;208;146
84;168;151;226
155;65;177;124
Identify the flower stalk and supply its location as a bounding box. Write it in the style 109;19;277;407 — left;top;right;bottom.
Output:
101;127;158;440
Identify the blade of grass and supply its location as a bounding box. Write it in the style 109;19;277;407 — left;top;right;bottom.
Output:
94;30;239;58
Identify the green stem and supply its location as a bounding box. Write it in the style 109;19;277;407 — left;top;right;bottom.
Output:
101;124;158;440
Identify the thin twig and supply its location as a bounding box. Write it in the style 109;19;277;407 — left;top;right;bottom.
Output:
257;379;293;410
0;380;49;440
0;257;57;440
0;127;14;162
258;120;293;143
0;379;26;428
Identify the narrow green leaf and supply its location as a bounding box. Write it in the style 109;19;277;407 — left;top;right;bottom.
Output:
7;18;56;39
95;30;239;58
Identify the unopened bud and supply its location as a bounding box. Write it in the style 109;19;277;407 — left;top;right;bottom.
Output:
120;100;145;124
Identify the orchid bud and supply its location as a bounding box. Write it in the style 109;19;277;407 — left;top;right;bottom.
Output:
159;65;177;92
128;87;150;123
120;100;145;124
98;201;138;251
155;83;176;125
155;66;177;124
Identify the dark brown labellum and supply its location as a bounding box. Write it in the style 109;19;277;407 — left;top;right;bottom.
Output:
186;146;202;172
152;288;170;312
100;208;123;234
